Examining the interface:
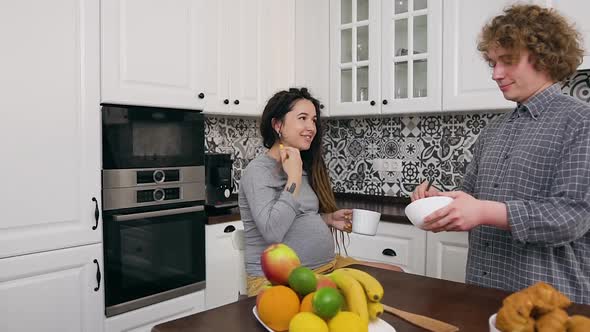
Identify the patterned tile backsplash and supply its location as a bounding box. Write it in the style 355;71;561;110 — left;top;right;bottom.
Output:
205;70;590;197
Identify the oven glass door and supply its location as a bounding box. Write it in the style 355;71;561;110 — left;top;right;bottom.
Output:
102;105;204;169
103;205;206;316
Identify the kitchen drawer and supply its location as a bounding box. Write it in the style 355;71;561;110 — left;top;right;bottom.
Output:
345;222;426;275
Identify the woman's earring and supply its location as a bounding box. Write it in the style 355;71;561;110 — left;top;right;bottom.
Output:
277;131;282;139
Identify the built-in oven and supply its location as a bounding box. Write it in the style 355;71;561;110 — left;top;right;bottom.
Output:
101;104;206;317
102;203;206;317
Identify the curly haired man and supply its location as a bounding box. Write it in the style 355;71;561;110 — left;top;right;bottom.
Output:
412;4;590;303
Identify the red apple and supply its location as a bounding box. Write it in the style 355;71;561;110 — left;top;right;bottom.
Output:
260;243;301;285
316;274;338;290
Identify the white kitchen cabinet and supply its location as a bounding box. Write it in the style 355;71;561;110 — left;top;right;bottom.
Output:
0;0;101;259
426;231;469;283
205;221;245;309
105;290;205;332
545;0;590;70
205;0;294;117
101;0;207;110
329;0;381;116
380;0;442;114
203;0;263;116
441;0;590;111
296;0;331;115
259;0;296;113
0;244;104;332
102;0;294;116
442;0;540;112
329;0;442;116
345;222;427;275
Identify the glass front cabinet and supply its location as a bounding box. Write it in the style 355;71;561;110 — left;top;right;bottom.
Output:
330;0;441;116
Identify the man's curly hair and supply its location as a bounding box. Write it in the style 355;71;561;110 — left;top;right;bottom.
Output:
478;4;584;82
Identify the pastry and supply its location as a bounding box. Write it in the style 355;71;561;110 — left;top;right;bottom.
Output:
535;308;568;332
496;292;535;332
495;282;589;332
522;282;571;315
567;315;590;332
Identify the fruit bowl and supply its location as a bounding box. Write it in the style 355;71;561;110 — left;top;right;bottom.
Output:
489;313;500;332
253;306;397;332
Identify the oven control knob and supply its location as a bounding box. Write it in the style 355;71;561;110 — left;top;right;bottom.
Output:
153;170;165;183
224;189;230;198
153;188;165;201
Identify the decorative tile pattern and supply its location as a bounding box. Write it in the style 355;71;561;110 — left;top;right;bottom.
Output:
562;69;590;103
205;70;590;196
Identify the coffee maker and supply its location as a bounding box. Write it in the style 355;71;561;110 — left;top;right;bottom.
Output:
204;153;236;208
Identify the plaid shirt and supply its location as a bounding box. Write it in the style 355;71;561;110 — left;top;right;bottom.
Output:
462;83;590;304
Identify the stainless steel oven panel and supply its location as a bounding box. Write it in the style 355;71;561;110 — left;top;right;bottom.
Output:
102;182;205;211
105;280;206;317
112;205;204;222
102;166;204;189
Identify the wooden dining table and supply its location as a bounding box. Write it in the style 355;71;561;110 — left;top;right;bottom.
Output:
152;265;590;332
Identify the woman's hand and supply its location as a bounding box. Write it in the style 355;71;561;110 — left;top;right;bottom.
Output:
411;180;439;201
279;145;302;197
279;145;303;179
324;209;353;233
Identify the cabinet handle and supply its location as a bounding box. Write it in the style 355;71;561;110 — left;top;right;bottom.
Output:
93;259;101;292
224;225;236;233
370;100;376;106
198;92;205;99
224;99;229;104
382;248;397;257
234;99;240;105
91;197;99;230
382;99;388;105
320;104;325;109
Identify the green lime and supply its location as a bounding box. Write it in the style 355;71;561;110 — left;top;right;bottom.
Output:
312;287;343;319
288;266;317;296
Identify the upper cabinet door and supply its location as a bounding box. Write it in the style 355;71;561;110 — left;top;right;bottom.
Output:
295;0;330;116
226;0;262;116
203;0;295;117
102;0;205;109
330;0;382;116
381;0;442;114
260;0;296;115
0;0;101;258
196;0;230;114
442;0;518;111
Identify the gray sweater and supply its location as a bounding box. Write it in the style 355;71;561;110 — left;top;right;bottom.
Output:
238;154;335;276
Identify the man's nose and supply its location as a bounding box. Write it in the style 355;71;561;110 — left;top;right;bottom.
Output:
492;65;504;81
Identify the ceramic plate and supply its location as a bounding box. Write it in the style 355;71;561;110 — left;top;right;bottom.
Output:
253;306;396;332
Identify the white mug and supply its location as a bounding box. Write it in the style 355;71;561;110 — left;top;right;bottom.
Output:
352;209;381;236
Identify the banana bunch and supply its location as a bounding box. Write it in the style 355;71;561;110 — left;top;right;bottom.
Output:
329;267;385;325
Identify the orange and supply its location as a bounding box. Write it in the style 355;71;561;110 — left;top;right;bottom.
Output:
257;285;300;331
300;292;315;312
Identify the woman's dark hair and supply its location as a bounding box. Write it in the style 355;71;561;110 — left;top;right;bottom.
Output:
260;88;337;214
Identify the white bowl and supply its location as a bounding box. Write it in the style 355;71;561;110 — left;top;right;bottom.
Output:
352;209;381;235
404;196;453;228
489;313;500;332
